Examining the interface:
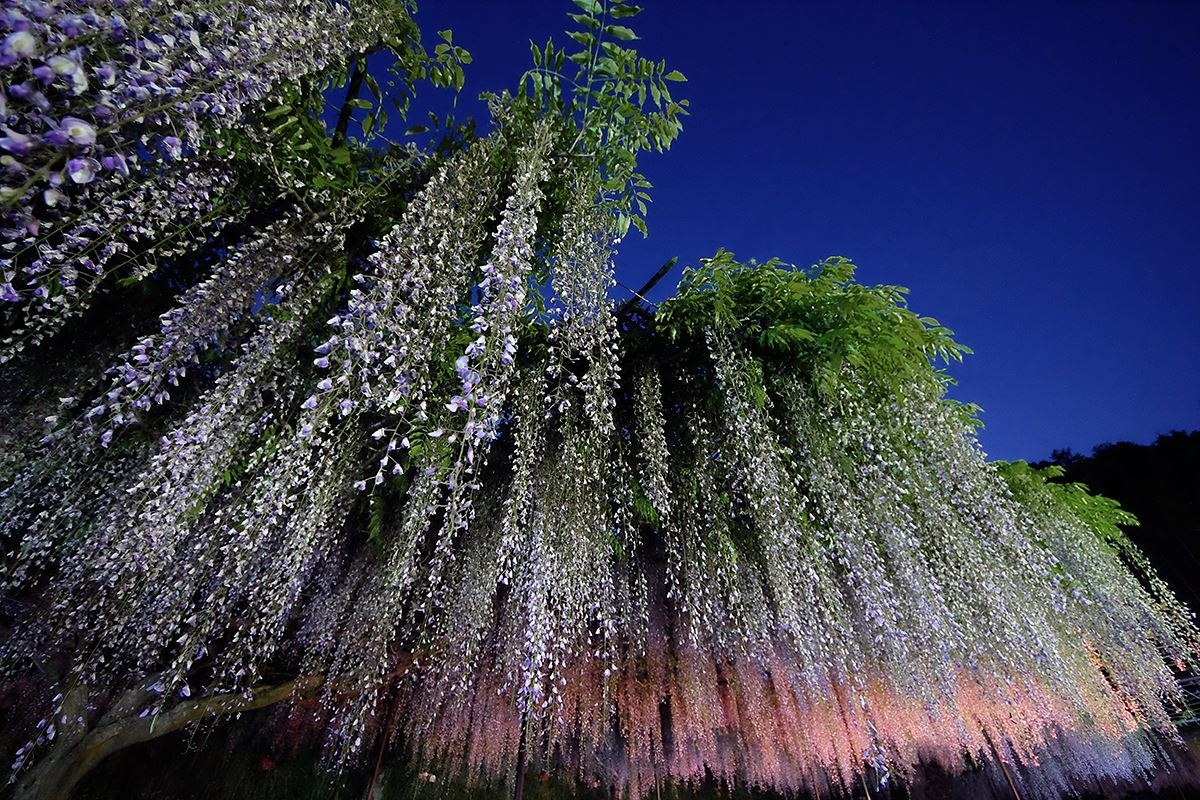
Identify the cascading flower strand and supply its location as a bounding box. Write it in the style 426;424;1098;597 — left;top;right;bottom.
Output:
0;6;1194;799
1;0;400;357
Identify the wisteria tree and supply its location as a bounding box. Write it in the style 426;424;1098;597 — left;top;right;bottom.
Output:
1;2;1196;800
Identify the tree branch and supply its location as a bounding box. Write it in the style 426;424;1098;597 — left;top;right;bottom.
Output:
14;676;325;800
332;60;366;148
16;652;421;800
139;675;324;742
86;674;326;774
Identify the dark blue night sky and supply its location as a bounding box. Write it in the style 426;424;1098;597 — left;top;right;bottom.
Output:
368;1;1199;462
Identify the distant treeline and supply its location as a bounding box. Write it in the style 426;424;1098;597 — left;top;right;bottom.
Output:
1039;430;1200;614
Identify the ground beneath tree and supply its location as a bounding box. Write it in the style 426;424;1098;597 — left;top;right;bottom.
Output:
61;708;1200;800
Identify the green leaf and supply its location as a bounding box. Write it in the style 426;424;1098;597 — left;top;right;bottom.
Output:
663;69;687;82
364;72;381;100
600;41;624;58
568;12;600;29
571;0;603;13
605;24;639;41
608;4;643;18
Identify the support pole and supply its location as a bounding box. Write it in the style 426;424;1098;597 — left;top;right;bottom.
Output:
983;732;1023;800
364;706;390;800
512;716;528;800
614;257;678;324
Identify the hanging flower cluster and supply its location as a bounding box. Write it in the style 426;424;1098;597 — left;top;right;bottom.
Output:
0;0;402;359
365;256;1198;800
0;6;1194;799
4;129;1198;796
76;212;311;442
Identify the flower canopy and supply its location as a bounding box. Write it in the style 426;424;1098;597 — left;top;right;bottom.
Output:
0;3;1195;799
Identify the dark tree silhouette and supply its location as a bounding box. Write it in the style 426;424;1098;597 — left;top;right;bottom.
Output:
1042;430;1200;611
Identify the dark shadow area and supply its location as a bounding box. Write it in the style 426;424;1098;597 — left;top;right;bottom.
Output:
1040;430;1200;613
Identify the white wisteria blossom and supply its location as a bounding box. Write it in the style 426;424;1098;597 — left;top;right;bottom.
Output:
0;5;1194;800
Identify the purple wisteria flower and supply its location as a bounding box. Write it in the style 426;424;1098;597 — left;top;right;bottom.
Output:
0;126;32;156
66;157;97;183
47;53;88;93
0;0;397;362
101;153;128;176
59;116;96;146
1;30;39;65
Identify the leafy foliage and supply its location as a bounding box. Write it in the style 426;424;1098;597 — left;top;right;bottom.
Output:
519;0;688;235
347;25;474;142
0;5;1194;800
997;461;1138;549
657;250;972;398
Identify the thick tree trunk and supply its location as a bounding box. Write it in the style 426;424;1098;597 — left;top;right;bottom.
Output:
13;675;323;800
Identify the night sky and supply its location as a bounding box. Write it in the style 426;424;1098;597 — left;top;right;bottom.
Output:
363;1;1199;462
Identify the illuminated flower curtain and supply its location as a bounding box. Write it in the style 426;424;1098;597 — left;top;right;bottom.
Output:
1;3;1195;799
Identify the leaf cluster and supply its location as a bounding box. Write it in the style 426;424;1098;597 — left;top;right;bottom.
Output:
517;0;689;236
995;460;1139;549
336;3;473;142
655;250;972;398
